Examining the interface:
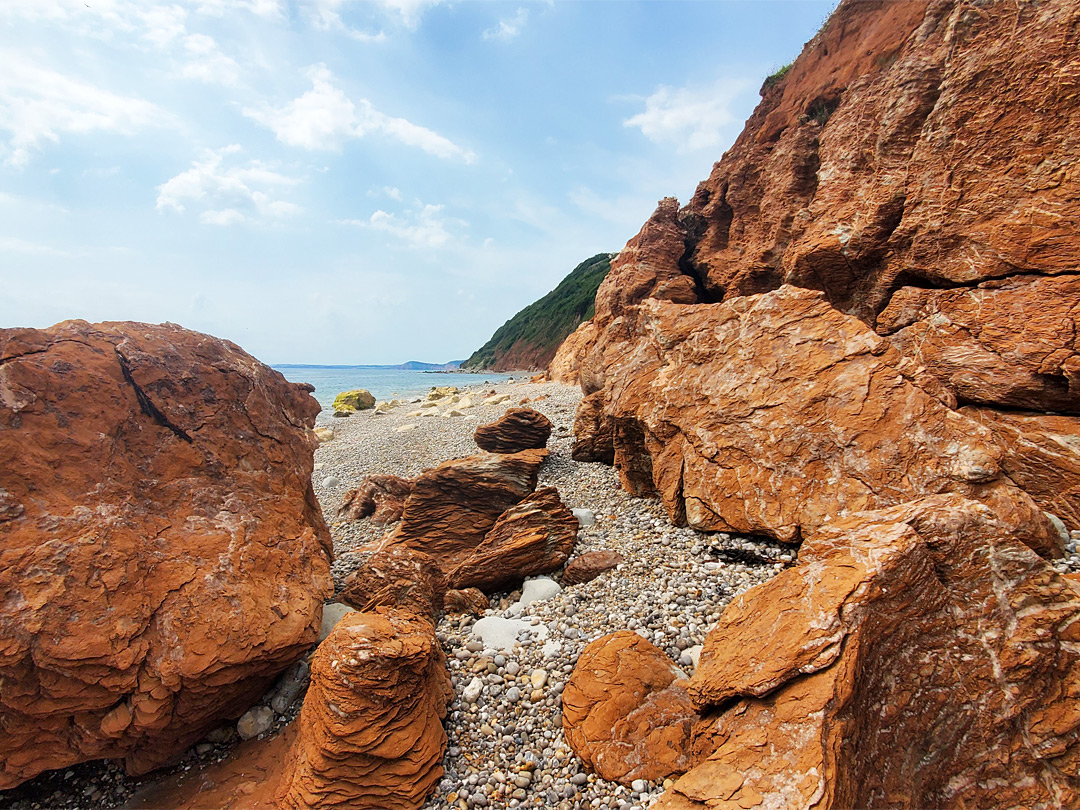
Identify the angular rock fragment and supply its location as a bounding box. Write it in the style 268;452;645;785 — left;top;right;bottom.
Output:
332;389;375;415
339;547;447;619
474;407;553;454
339;475;414;523
562;631;697;785
0;320;332;787
562;550;624;585
449;487;579;592
668;495;1080;810
386;449;547;571
276;609;452;810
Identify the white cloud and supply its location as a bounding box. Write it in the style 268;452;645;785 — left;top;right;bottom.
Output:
0;60;168;167
483;7;528;42
340;202;463;249
244;64;475;162
156;145;302;225
624;78;753;151
176;33;243;86
368;186;403;200
194;0;285;18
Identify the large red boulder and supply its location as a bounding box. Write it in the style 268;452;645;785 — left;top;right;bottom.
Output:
473;407;553;454
339;475;413;524
0;321;332;787
338;547;447;619
656;495;1080;809
386;449;547;570
576;287;1063;557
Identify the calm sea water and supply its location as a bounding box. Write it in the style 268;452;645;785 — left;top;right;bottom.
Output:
274;366;517;416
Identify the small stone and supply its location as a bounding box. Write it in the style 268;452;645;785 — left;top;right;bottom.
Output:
464;676;484;704
236;705;274;740
572;508;596;527
321;476;341;488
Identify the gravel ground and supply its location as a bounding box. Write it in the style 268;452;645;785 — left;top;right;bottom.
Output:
5;377;1079;810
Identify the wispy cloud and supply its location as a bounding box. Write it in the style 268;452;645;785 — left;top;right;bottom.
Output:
176;33;243;86
624;78;753;151
0;235;75;257
483;7;529;42
303;0;442;37
0;60;168;167
156;145;302;226
340;202;464;248
244;64;476;162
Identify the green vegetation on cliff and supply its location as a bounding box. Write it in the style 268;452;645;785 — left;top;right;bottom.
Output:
462;253;613;371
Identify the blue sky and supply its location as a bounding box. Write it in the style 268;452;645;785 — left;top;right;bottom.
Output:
1;0;833;364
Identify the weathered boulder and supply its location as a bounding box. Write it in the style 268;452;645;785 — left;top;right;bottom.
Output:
570;392;615;464
448;487;579;592
443;588;490;615
562;631;697;785
879;274;1080;414
0;320;332;787
662;495;1080;810
961;407;1080;532
338;547;447;620
562;550;624;585
386;449;547;572
339;475;413;524
332;389;375;415
275;609;452;810
473;407;553;454
577;286;1062;557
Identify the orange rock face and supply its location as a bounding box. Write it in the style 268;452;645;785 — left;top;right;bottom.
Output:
473;407;553;454
562;631;697;785
386;449;546;571
580;286;1062;556
0;321;332;788
679;0;1080;326
658;495;1080;810
879;274;1080;413
961;407;1080;532
339;475;413;524
275;609;452;810
570;392;615;464
561;550;624;586
547;321;599;385
338;547;447;619
448;486;578;592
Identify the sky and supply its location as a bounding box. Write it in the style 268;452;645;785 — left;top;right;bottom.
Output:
0;0;835;364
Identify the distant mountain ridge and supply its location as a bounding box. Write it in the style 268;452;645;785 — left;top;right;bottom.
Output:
274;361;463;370
462;253;613;372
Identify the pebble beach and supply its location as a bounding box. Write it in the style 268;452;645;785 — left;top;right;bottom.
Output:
313;378;792;810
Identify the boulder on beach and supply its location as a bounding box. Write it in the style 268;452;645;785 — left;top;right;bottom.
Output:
0;320;333;788
339;547;448;620
562;631;696;785
562;550;624;585
276;609;452;810
339;474;414;524
448;486;579;592
473;407;553;454
332;389;375;415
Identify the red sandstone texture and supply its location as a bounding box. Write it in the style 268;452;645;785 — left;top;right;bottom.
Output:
562;631;696;785
0;320;332;788
275;610;452;810
473;407;553;454
339;475;413;524
338;547;447;619
561;550;624;586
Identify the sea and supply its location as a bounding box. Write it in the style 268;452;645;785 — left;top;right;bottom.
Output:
274;366;517;418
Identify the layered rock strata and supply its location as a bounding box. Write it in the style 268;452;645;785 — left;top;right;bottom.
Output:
386;449;547;570
473;407;553;454
339;475;413;524
275;609;452;810
0;320;332;787
448;487;579;592
338;547;447;619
